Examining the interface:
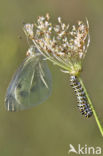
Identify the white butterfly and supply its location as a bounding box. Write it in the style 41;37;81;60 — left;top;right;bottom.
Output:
5;46;52;112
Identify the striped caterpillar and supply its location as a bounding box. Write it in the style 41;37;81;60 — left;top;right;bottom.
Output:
70;75;92;118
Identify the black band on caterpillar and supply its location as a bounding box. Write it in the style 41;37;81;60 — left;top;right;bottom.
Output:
70;75;92;118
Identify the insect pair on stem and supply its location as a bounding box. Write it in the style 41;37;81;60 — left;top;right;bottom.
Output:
5;14;103;136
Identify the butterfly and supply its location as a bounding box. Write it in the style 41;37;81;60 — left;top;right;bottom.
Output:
5;46;52;112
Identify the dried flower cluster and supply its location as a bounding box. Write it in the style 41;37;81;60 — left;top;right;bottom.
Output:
24;14;90;75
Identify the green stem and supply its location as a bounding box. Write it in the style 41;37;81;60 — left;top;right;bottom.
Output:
78;76;103;137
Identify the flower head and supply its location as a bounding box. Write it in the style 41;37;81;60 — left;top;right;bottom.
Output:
24;14;90;76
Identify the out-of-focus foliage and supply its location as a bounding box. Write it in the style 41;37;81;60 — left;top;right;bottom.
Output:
0;0;103;156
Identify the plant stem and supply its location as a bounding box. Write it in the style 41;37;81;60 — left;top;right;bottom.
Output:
78;76;103;137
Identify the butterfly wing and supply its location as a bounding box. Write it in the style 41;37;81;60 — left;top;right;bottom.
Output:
5;54;52;111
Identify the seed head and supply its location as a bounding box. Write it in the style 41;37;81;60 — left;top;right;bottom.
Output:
24;14;90;76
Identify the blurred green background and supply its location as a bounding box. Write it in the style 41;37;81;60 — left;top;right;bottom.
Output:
0;0;103;156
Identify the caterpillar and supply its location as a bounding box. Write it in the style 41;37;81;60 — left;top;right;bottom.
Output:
70;75;93;118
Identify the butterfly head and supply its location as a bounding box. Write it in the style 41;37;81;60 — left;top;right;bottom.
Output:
26;45;41;57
